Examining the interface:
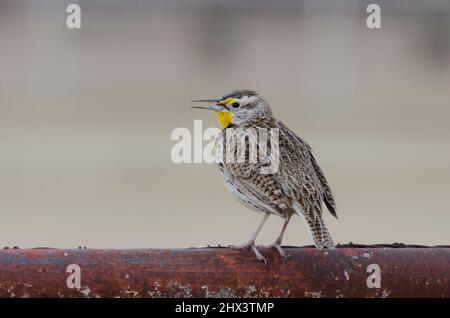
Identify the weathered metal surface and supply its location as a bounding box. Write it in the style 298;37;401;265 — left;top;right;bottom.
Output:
0;247;448;298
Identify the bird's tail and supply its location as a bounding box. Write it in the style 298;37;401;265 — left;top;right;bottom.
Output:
293;202;335;249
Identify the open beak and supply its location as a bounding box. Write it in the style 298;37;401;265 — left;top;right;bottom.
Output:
191;98;229;112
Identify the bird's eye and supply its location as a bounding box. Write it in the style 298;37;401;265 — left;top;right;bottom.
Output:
232;102;240;108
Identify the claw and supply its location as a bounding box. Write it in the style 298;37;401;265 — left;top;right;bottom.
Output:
273;244;288;258
228;241;267;264
250;245;267;265
261;242;289;259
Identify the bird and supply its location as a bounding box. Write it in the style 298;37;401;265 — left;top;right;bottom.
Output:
192;89;337;263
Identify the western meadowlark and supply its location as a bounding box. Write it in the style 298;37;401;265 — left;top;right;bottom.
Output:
192;89;337;263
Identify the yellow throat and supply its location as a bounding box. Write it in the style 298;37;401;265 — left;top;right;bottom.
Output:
216;111;233;129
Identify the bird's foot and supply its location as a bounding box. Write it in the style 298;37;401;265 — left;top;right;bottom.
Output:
228;241;267;265
261;241;288;259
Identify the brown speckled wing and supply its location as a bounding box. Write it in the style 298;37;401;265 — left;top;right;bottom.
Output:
227;163;288;212
276;120;337;219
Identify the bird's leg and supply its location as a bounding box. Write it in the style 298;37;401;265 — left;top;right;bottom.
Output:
230;212;270;249
263;214;292;258
229;212;270;264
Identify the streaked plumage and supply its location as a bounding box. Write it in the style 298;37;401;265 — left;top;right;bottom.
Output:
192;89;337;262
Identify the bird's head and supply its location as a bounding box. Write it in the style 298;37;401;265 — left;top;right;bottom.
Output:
191;89;272;129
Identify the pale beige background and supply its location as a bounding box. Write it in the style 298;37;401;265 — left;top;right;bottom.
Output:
0;0;449;248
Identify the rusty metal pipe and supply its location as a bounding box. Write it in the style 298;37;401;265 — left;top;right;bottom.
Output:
0;247;448;298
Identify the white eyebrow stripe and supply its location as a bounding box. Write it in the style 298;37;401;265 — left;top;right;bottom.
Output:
238;96;258;105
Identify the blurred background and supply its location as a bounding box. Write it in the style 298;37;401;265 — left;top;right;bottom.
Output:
0;0;449;248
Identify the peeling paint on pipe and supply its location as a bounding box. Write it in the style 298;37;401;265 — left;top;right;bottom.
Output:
0;247;448;298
